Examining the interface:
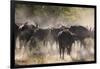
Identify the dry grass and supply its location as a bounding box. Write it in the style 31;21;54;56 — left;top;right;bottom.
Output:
15;37;95;65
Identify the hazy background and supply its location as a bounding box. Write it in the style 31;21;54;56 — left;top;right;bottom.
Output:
15;4;94;29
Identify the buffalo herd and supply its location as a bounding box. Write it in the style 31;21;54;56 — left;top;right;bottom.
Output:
15;22;94;59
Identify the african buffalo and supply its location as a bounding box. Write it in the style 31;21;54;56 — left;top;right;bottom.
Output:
50;26;68;47
69;26;90;48
58;29;75;59
18;22;38;49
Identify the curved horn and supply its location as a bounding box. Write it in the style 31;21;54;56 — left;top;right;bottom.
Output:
19;24;24;29
70;31;76;36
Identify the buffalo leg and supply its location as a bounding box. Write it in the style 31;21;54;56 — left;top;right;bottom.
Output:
67;45;72;55
59;47;62;59
62;48;65;59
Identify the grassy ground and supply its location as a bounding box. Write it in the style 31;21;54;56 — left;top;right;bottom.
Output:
15;38;94;65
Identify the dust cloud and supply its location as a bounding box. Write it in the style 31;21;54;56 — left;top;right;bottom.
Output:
15;5;94;29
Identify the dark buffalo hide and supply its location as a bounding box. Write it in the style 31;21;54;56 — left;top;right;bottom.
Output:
69;26;90;48
58;30;75;59
50;28;62;45
31;28;50;47
18;23;37;49
50;26;68;46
